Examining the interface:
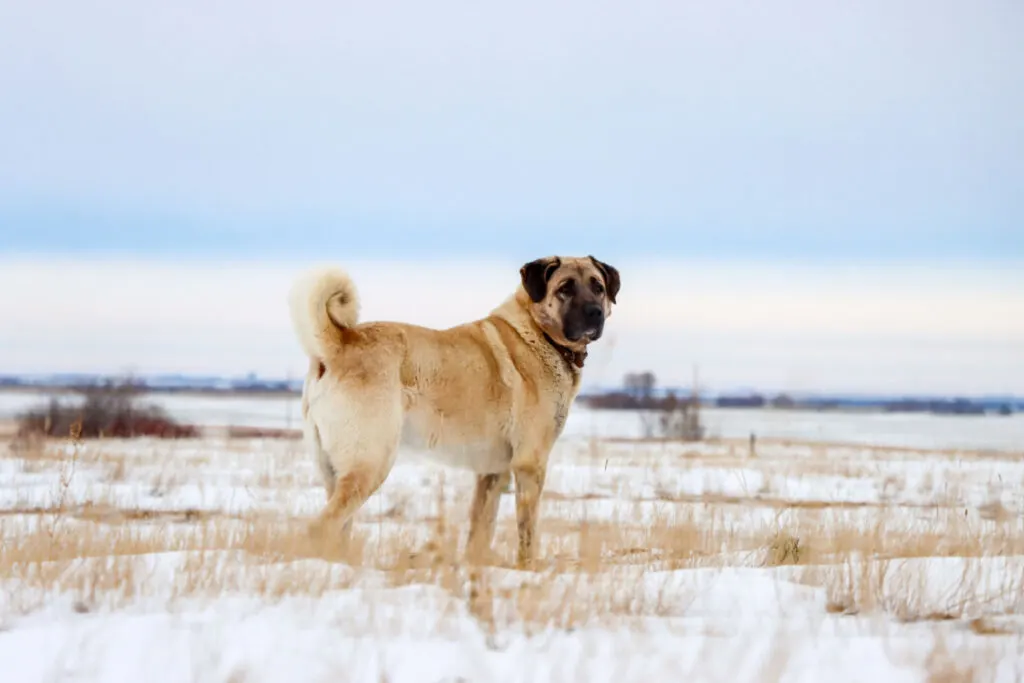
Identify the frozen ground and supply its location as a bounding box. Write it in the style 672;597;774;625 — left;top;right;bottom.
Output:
1;394;1023;681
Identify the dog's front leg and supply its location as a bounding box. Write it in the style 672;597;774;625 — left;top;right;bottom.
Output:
511;457;549;570
466;472;511;564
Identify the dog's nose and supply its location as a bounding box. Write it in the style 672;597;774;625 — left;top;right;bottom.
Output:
583;304;603;324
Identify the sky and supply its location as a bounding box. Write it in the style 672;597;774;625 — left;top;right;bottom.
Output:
2;256;1022;396
1;1;1022;394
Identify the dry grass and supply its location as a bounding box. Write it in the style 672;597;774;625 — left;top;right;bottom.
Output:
764;530;804;567
607;434;1024;460
814;554;1023;622
1;432;1023;678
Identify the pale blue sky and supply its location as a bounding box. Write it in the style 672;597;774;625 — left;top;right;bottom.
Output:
1;1;1022;393
1;0;1021;259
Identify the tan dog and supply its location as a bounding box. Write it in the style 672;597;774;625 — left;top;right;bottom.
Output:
288;255;620;567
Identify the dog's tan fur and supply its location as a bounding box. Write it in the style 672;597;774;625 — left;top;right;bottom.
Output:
289;256;620;567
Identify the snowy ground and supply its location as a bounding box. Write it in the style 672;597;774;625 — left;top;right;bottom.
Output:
1;394;1024;681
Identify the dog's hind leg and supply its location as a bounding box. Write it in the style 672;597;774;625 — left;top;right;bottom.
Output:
308;463;390;545
317;441;338;499
305;422;338;499
466;471;510;563
312;432;362;536
306;385;402;551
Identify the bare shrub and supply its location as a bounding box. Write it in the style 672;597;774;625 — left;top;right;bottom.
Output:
650;390;705;442
638;371;705;442
16;380;198;439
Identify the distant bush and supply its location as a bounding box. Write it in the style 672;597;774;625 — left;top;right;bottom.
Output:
582;370;706;442
645;390;705;442
17;381;199;439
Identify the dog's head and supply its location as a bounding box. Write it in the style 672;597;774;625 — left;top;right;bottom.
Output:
519;255;620;350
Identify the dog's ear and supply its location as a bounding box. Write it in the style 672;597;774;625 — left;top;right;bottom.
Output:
519;257;562;303
588;256;620;304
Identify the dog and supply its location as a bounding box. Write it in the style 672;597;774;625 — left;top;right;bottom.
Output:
288;255;620;567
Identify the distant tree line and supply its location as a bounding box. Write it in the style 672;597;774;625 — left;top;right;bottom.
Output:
580;373;1016;417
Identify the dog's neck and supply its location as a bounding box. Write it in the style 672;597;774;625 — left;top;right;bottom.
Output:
543;333;587;370
493;290;588;371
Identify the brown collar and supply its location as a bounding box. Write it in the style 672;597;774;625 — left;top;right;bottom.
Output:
543;333;587;369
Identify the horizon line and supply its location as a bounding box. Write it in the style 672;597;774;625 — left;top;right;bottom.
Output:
1;371;1019;402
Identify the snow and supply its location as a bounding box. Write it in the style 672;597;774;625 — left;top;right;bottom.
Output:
1;393;1023;681
2;566;1022;682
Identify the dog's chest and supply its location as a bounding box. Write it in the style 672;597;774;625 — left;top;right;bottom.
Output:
552;398;569;437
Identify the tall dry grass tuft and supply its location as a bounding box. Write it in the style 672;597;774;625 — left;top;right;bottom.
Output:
764;531;804;567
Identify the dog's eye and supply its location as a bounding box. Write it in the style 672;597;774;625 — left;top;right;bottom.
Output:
558;281;576;297
591;279;605;295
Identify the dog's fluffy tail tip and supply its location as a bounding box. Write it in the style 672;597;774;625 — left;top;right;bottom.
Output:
288;266;360;359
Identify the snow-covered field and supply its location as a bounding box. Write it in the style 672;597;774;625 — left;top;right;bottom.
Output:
2;393;1024;681
2;389;1022;451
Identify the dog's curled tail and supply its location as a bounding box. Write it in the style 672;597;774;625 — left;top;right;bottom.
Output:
288;266;360;359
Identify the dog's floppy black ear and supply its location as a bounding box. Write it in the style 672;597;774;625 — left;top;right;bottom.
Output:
588;256;620;304
519;257;561;303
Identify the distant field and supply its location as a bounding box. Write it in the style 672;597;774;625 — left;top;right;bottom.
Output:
1;390;1023;681
2;389;1022;451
